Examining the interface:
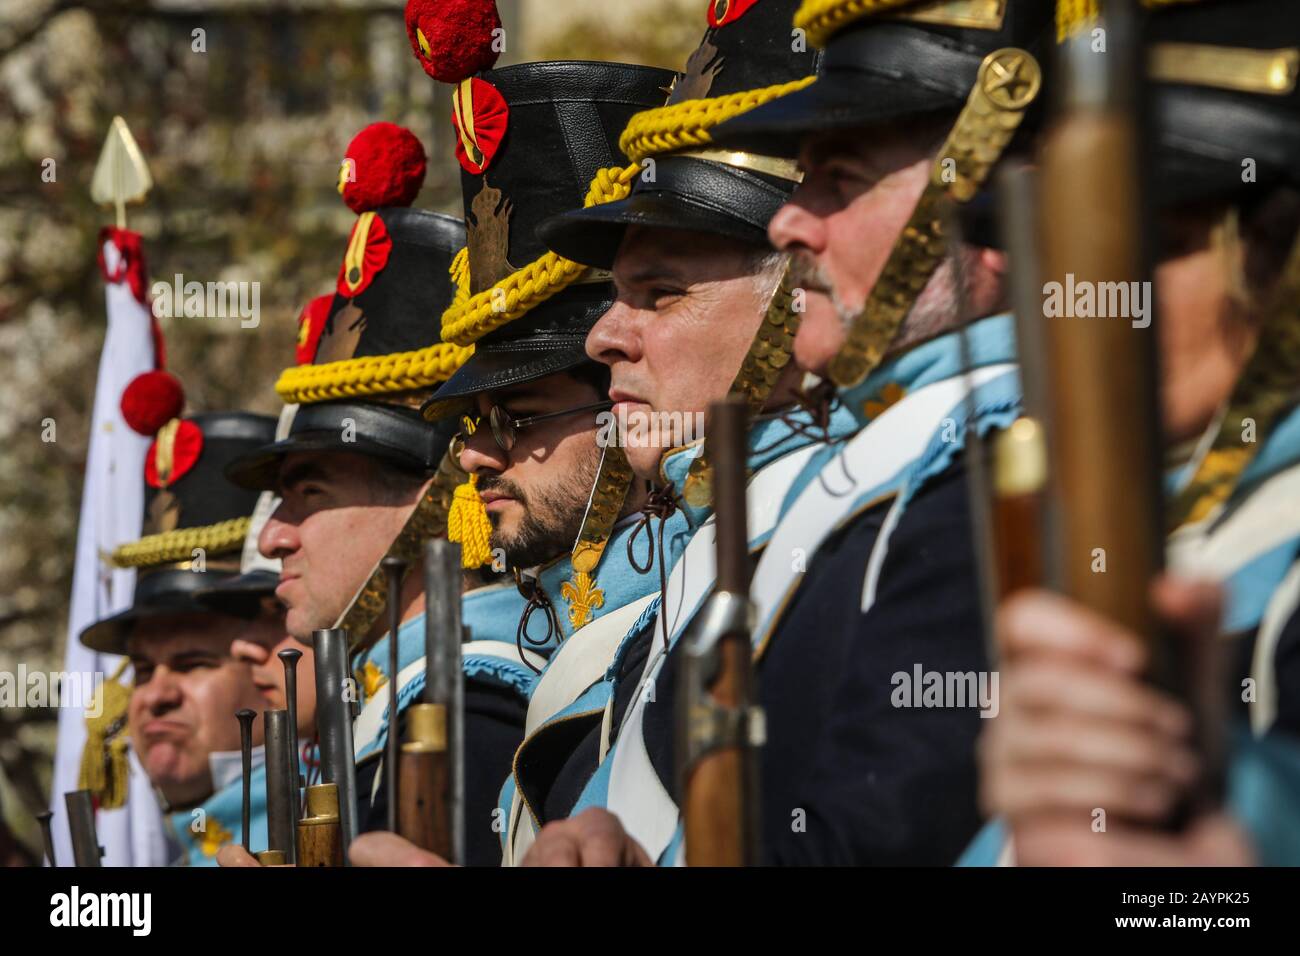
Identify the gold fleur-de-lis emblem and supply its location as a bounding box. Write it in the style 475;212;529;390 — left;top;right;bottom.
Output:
355;660;388;702
559;571;605;630
862;382;907;421
197;817;233;857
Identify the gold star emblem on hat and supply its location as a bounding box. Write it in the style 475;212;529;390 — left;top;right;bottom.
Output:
979;48;1042;111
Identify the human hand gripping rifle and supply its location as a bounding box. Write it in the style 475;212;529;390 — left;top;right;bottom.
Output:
388;539;464;860
1025;0;1221;818
677;398;762;867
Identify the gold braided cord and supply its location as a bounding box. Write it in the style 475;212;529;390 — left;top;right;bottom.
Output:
274;341;474;404
619;75;819;164
440;164;642;347
794;0;913;49
1059;0;1206;41
111;517;251;568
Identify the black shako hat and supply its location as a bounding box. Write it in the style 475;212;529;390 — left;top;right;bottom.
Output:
226;122;467;491
1144;0;1300;207
539;0;819;269
417;59;675;419
81;411;277;654
710;0;1055;158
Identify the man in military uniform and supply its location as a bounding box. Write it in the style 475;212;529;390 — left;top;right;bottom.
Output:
345;6;691;865
79;402;280;866
972;0;1300;867
521;0;1054;865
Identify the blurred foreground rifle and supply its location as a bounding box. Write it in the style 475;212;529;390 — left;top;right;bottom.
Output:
677;398;762;866
64;790;102;867
1030;0;1220;813
307;628;357;865
392;539;465;860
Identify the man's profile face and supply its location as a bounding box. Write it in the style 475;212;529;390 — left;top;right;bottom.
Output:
769;130;937;376
127;612;265;808
258;451;424;639
456;371;605;570
589;227;777;481
229;599;316;737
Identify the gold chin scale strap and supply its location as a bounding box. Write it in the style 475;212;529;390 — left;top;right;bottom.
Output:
828;46;1042;389
682;263;802;507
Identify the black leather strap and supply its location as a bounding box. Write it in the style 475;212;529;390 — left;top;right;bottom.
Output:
634;156;793;235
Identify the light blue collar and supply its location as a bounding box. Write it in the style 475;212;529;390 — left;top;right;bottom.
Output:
838;313;1018;428
168;758;268;867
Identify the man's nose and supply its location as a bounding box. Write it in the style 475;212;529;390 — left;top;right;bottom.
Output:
259;502;299;561
768;195;829;258
457;425;509;476
135;667;183;715
230;638;270;666
586;299;643;366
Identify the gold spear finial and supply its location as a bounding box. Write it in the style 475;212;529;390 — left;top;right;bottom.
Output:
90;116;153;229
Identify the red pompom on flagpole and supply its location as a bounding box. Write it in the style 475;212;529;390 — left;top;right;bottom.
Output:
405;0;502;83
340;123;428;214
121;370;185;436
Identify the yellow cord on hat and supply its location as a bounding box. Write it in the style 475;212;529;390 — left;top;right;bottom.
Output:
793;0;912;50
447;472;493;569
440;163;642;348
619;75;817;164
274;340;474;405
110;516;251;568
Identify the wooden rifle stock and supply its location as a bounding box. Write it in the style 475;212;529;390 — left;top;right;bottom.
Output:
1038;4;1220;814
1039;4;1165;663
397;538;464;862
296;783;344;867
679;398;760;866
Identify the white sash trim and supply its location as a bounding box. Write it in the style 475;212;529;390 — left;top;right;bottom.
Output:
353;639;542;760
502;593;658;865
600;439;834;862
1168;461;1300;585
752;364;1016;647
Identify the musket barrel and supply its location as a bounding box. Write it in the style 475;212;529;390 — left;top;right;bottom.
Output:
64;790;102;867
35;810;56;867
313;628;359;860
396;538;464;861
263;709;295;858
710;400;751;595
236;708;255;853
382;557;406;835
278;647;303;850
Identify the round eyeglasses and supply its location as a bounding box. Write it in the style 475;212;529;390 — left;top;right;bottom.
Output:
452;399;612;456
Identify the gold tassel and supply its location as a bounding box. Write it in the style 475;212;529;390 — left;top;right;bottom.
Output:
77;659;133;809
447;472;493;569
1057;0;1097;41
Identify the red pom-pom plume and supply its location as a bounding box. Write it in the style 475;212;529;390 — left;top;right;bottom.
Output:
340;123;427;214
121;370;185;436
405;0;502;83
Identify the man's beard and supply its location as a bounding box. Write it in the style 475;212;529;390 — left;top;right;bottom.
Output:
479;445;600;570
789;248;978;353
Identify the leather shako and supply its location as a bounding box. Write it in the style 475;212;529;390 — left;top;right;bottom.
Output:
422;60;673;416
539;0;818;268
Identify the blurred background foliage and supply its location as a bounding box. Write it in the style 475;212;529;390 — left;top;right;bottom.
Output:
0;0;699;862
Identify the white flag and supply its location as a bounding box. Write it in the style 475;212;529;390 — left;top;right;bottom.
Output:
48;230;171;866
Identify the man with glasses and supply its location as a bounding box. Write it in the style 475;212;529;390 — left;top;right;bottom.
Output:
222;123;544;865
338;50;687;865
